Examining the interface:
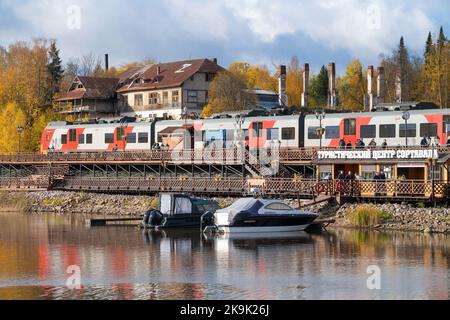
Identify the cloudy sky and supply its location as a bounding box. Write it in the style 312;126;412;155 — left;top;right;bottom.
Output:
0;0;448;74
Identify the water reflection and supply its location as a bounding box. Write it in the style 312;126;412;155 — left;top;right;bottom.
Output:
0;211;448;300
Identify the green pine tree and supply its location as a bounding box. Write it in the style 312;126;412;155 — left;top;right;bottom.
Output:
46;40;64;103
310;65;328;106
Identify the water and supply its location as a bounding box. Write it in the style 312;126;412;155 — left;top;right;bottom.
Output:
0;211;448;300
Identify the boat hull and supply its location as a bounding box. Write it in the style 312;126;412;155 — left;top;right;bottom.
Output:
217;224;311;234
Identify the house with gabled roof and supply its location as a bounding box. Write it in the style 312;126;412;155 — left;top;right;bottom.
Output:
54;76;119;119
116;58;224;120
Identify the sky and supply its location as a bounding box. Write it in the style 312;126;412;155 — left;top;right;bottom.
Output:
0;0;449;75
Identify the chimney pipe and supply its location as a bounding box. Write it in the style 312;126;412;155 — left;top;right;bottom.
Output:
395;69;402;103
367;65;374;111
278;65;288;107
377;66;384;104
328;63;336;109
301;63;309;108
157;66;161;76
212;58;218;64
105;54;109;71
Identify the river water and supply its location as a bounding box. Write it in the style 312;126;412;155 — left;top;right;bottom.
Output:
0;211;448;300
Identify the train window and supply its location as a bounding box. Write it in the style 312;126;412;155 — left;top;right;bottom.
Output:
86;134;93;144
138;132;149;144
226;130;235;141
420;123;438;137
253;122;263;137
267;128;279;140
360;125;376;138
105;133;114;144
117;127;125;141
344;119;356;135
325;126;340;139
399;124;417;137
308;127;320;139
243;129;249;141
379;124;396;138
78;134;85;144
61;134;67;145
126;133;136;144
443;115;450;133
69;129;77;142
282;127;295;140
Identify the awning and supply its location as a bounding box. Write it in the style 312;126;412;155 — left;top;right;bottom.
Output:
397;163;426;168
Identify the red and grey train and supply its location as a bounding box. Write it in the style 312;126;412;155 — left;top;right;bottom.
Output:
40;108;450;153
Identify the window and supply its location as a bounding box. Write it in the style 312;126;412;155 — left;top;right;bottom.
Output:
126;133;136;143
172;91;179;103
399;124;416;137
187;91;198;103
78;134;85;144
69;129;77;142
105;133;114;144
149;92;159;105
117;127;125;141
344;119;356;135
138;132;149;143
379;124;396;138
308;127;320;140
253;122;263;137
205;73;214;82
443;115;450;133
282;127;295;140
225;130;235;141
61;134;67;144
86;134;93;144
134;94;143;107
265;203;293;211
243;129;249;141
162;92;169;105
420;123;438;137
267;128;279;140
325;126;340;139
360;125;376;138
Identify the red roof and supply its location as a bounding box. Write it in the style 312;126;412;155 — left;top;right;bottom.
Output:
55;76;118;102
116;58;223;93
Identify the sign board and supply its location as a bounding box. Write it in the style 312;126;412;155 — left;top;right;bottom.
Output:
317;149;439;161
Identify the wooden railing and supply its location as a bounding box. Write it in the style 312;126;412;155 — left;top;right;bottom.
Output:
1;145;449;164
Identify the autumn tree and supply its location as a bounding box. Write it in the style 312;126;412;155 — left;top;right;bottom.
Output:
286;56;303;107
337;59;366;111
201;71;256;118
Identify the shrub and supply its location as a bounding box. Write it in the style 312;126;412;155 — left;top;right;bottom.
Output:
379;210;394;222
416;202;425;208
350;205;382;227
150;197;159;209
42;197;65;206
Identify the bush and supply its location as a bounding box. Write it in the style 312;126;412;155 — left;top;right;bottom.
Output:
350;205;383;227
150;197;159;209
379;210;394;222
42;197;65;206
416;202;425;208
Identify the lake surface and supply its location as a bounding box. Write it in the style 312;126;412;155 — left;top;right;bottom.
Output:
0;211;448;300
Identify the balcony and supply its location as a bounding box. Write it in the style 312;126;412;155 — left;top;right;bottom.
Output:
120;102;182;112
55;104;96;114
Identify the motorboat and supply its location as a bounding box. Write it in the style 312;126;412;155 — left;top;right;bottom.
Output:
209;198;318;234
142;193;218;229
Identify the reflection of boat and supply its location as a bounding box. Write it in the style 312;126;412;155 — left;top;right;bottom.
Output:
142;193;218;229
211;198;318;234
205;231;312;241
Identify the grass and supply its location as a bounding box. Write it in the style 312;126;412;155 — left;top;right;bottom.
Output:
350;205;394;227
0;192;30;212
42;197;65;206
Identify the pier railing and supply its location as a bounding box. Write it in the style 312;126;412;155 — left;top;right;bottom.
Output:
1;145;449;164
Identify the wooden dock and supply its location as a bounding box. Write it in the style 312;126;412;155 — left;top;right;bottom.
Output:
86;217;143;226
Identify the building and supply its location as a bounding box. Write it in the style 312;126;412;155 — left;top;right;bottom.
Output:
116;58;224;120
54;76;119;119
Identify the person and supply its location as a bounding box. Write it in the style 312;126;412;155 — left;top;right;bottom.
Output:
381;139;388;149
356;139;365;149
112;144;118;151
368;138;376;148
346;141;352;149
447;135;450;146
344;171;353;195
337;170;345;180
373;171;380;180
339;138;346;149
420;136;429;147
380;171;386;180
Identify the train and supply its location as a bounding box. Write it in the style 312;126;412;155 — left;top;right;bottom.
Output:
40;108;450;153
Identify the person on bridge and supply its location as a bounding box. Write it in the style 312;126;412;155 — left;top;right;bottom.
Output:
339;138;346;149
356;139;365;149
382;139;388;149
420;136;429;148
346;141;353;149
368;139;377;148
337;170;345;180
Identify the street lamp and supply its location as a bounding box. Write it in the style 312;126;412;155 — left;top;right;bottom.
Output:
315;110;326;149
402;111;410;148
17;126;23;154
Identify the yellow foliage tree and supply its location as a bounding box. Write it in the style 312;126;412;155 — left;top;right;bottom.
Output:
337;59;366;111
0;103;27;153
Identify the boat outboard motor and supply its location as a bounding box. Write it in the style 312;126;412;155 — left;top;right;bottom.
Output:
148;210;164;228
201;211;215;226
143;210;153;225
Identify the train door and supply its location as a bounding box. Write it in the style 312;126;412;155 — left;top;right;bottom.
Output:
343;118;357;146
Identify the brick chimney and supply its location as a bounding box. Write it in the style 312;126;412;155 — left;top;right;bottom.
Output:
212;58;218;64
328;63;336;109
395;69;402;103
366;65;374;111
301;63;309;108
157;66;161;76
278;65;288;107
377;66;384;104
